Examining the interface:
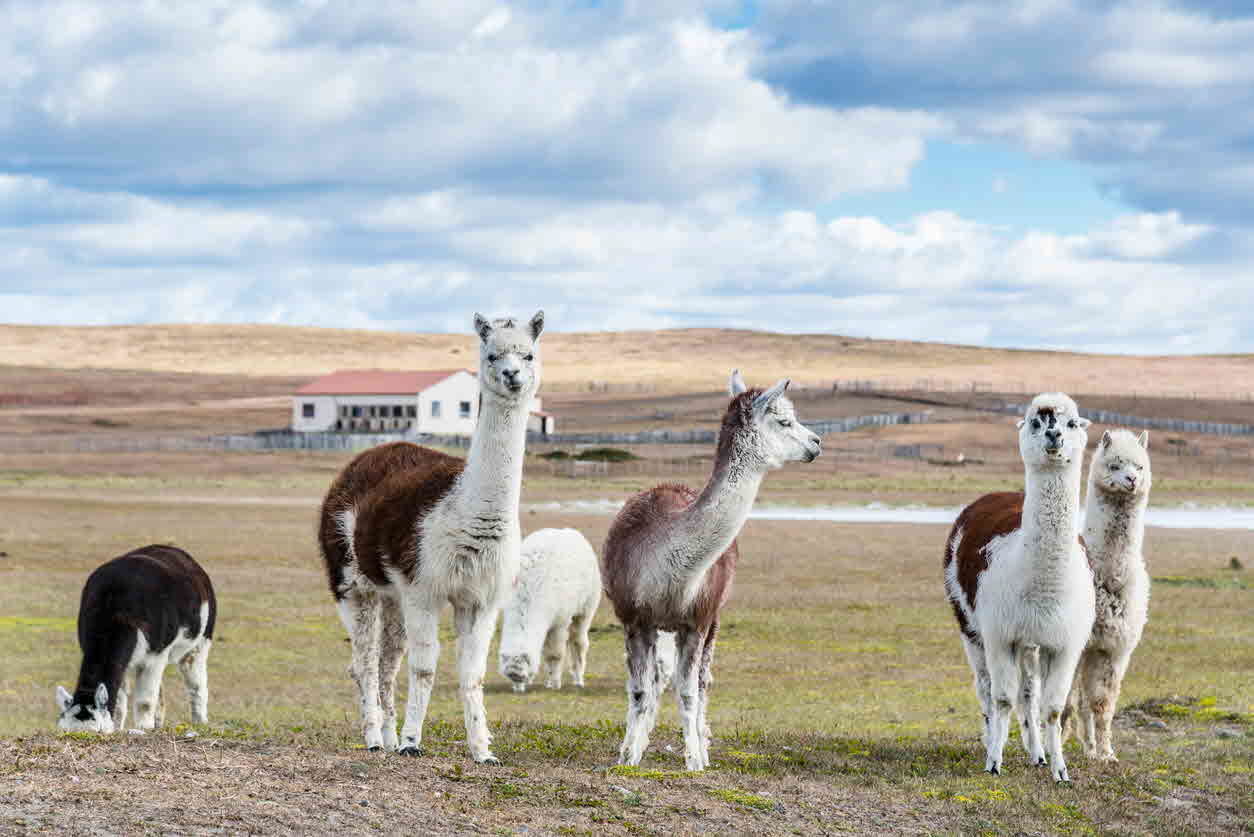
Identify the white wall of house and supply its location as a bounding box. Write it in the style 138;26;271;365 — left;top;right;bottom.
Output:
292;395;338;432
416;371;479;435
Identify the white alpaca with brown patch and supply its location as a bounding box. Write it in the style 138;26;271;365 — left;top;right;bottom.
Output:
944;393;1094;782
1065;429;1152;762
498;528;601;692
319;311;543;764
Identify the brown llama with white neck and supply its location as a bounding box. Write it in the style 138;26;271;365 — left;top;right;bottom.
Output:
601;370;821;771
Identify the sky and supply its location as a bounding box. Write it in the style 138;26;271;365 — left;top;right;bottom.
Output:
2;0;1253;354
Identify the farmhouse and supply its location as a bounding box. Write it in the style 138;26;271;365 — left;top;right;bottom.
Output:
291;369;555;436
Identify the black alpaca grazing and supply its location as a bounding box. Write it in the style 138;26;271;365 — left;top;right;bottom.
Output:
55;544;216;734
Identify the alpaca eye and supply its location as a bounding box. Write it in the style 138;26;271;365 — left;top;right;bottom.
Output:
778;419;793;428
1030;419;1041;431
1108;462;1118;470
1067;420;1078;429
524;354;534;362
487;354;497;364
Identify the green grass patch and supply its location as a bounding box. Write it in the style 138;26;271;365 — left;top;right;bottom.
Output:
608;765;689;781
708;788;776;811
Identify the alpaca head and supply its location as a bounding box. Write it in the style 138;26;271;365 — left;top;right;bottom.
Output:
1089;429;1151;498
473;310;544;403
1017;392;1089;470
498;649;534;692
722;370;821;470
55;683;114;733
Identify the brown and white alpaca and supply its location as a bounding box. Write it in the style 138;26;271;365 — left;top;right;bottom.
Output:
601;370;821;771
943;393;1095;783
318;311;543;763
1063;429;1152;762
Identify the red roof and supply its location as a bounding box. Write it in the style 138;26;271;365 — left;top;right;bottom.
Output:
297;369;470;396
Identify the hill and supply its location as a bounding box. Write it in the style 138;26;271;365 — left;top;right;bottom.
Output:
1;323;1252;397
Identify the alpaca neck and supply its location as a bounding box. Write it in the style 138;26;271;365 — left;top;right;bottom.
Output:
453;390;531;518
1020;462;1083;567
1083;481;1148;592
669;446;764;585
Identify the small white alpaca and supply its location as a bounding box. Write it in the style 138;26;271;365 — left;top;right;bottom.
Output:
1064;429;1152;762
944;393;1095;782
499;528;602;692
56;545;215;734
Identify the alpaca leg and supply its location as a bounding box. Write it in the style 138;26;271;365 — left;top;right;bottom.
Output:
112;682;129;730
1016;645;1046;765
1086;651;1127;762
337;588;385;751
567;608;593;688
453;601;500;764
672;627;705;772
178;639;211;724
154;680;165;729
1073;650;1100;757
697;620;718;768
1039;646;1082;783
397;598;439;757
983;641;1021;775
131;657;166;732
619;625;658;766
960;634;992;750
376;595;405;752
541;619;569;690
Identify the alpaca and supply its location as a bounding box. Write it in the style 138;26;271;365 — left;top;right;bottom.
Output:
55;545;215;734
602;370;821;771
943;393;1094;782
319;311;543;763
1064;429;1152;762
498;528;602;693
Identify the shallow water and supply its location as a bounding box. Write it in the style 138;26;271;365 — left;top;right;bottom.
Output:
529;500;1254;530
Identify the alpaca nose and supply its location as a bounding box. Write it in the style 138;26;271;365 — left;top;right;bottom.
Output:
1044;429;1062;448
502;368;522;390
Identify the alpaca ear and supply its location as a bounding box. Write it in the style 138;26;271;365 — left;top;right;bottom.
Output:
529;310;545;341
93;683;108;710
752;379;789;418
1138;430;1149;449
1101;430;1113;447
473;313;493;343
1016;418;1025;429
729;369;747;396
56;685;73;713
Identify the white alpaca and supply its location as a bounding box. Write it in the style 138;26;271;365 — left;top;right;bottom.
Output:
944;393;1095;782
1064;429;1152;762
498;528;602;693
318;311;543;763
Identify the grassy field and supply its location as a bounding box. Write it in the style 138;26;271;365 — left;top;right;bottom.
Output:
0;463;1251;835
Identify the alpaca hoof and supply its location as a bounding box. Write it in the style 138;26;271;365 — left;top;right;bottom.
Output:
127;729;146;736
397;746;424;758
367;746;383;753
1098;753;1118;764
1036;757;1048;767
985;764;1000;776
1053;768;1071;784
475;754;501;766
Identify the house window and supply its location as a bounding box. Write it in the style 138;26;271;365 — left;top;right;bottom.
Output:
431;400;441;418
406;405;416;418
459;401;472;418
302;403;315;418
351;406;362;418
393;405;404;418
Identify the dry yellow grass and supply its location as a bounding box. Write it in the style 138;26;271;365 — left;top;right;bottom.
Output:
3;323;1253;396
